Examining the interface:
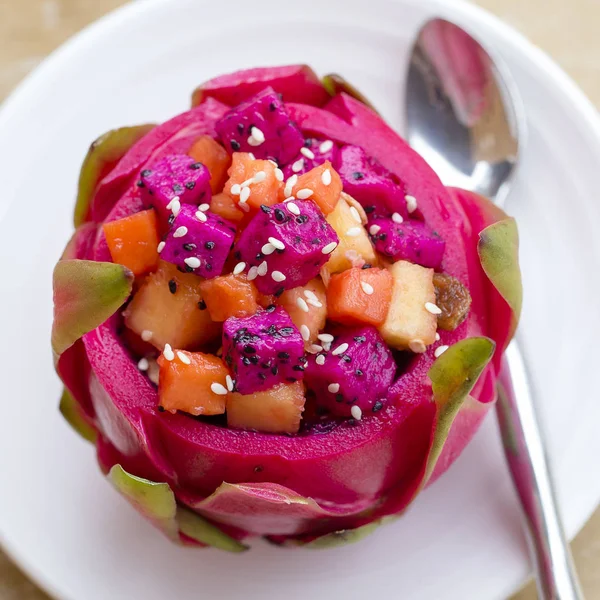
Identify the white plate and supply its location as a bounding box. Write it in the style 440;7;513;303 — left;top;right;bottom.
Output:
1;0;599;598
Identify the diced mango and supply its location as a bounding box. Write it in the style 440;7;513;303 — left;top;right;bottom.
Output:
291;162;342;215
199;274;260;321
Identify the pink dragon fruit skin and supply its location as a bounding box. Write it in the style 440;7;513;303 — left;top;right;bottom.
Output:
139;154;211;222
305;326;396;417
234;200;338;295
222;307;306;394
215;87;304;165
281;138;339;179
369;217;446;269
160;204;236;279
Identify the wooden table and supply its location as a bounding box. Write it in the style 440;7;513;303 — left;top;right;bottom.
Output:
1;1;598;598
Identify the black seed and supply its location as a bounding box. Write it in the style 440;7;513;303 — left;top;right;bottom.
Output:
230;140;241;151
205;263;213;271
269;101;277;112
259;372;267;381
185;181;196;190
190;162;202;170
260;204;271;214
244;345;256;354
136;180;145;188
168;214;175;226
255;252;263;260
311;237;321;245
266;304;276;313
278;351;290;359
373;401;383;412
141;169;152;177
183;243;196;251
286;377;298;383
237;123;245;134
274;287;284;297
355;369;363;376
342;355;352;363
168;279;177;294
261;362;271;369
242;357;251;366
379;233;387;241
354;335;366;343
184;264;194;272
234;251;242;260
352;171;365;180
335;393;344;403
274;208;287;222
254;465;264;473
364;205;375;214
299;356;308;364
157;405;165;412
304;138;312;147
173;183;183;193
225;354;232;365
361;264;372;270
293;365;305;372
294;235;302;244
296;215;309;224
249;355;259;364
271;366;279;376
205;241;215;250
352;397;359;404
198;300;207;310
279;327;294;336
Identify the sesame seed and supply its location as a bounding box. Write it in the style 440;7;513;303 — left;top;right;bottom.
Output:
296;188;313;199
435;332;441;341
300;324;310;341
268;237;285;250
425;302;442;315
138;358;149;371
287;202;300;215
271;270;286;282
292;159;304;173
239;202;250;213
328;383;340;393
304;289;317;300
148;364;159;385
351;406;363;421
283;196;295;203
225;375;234;392
319;140;334;153
166;196;180;210
211;382;228;395
240;178;254;188
405;194;418;213
257;261;268;276
361;281;374;295
332;342;349;356
247;266;258;281
284;174;298;197
296;297;309;313
141;330;153;342
247;127;265;146
170;198;181;216
349;206;361;223
369;225;381;236
184;257;201;269
316;354;326;366
434;345;449;358
392;212;404;224
195;210;207;222
233;262;246;275
322;241;338;255
248;152;256;160
346;226;362;237
409;339;427;353
268;159;278;166
173;226;188;238
309;344;324;353
322;341;332;351
261;243;275;255
306;297;323;308
321;169;332;186
163;344;175;361
274;168;284;182
317;333;334;343
253;170;267;183
239;186;251;204
177;351;191;365
157;241;165;253
230;183;241;196
301;147;315;159
198;203;210;212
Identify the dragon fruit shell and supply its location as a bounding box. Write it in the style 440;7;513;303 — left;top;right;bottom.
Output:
160;204;236;279
222;307;305;394
235;200;338;295
305;326;395;417
215;87;304;165
281;138;339;179
369;217;446;269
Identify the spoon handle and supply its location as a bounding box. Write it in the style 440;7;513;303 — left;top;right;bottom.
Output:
497;340;584;600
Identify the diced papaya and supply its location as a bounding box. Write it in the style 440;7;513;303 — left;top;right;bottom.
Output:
210;192;244;223
291;161;342;215
199;274;260;321
327;267;393;327
124;260;220;351
277;279;327;348
103;209;160;276
158;350;229;415
188;135;231;194
226;381;306;434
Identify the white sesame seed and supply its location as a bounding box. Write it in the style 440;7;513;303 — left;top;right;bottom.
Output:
425;302;442;315
238;202;250;213
177;351;191;365
184;257;201;269
230;183;241;196
434;345;449;358
296;188;314;199
296;297;309;313
409;339;427;353
301;147;315;160
268;237;285;250
346;227;362;237
141;330;153;342
268;159;278;166
351;406;363;421
283;196;295;203
284;174;298;197
198;203;210;212
306;297;323;308
274;168;284;182
319;140;334;153
211;382;228;395
349;206;362;223
317;333;334;343
257;261;268;276
300;324;310;341
261;243;275;255
321;168;332;186
316;354;326;366
248;152;256;160
170;198;181;216
157;242;165;253
309;344;324;353
166;196;180;210
332;342;349;356
238;187;251;204
322;241;338;255
292;159;304;173
138;358;149;371
163;343;175;361
271;270;286;282
361;281;374;295
287;202;301;215
328;383;340;393
304;290;318;300
173;226;188;238
435;332;441;342
247;127;265;146
253;170;267;183
225;375;234;392
233;262;246;275
369;225;381;236
240;178;254;188
247;266;258;281
405;194;418;213
392;212;404;224
322;341;332;352
195;210;207;222
148;363;159;385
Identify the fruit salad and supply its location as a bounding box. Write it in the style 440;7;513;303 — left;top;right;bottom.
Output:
52;65;522;550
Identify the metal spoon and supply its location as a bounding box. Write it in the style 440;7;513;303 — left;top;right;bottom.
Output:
405;18;584;600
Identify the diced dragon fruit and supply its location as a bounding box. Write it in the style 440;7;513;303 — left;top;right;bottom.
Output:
304;325;395;418
160;204;236;278
222;307;306;394
281;138;339;179
368;217;445;269
333;145;408;218
139;154;211;222
234;200;338;295
215;87;304;165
